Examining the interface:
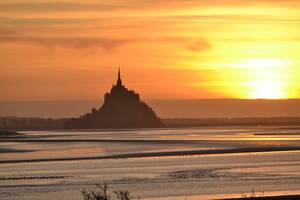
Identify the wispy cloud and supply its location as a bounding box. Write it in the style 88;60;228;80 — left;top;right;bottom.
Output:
0;36;135;50
0;2;131;12
157;15;300;24
0;28;17;35
161;37;212;52
1;0;300;14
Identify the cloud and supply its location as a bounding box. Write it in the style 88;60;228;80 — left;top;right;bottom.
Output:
154;14;300;25
0;28;17;35
161;37;212;52
0;17;98;26
0;2;129;12
151;0;300;7
187;40;212;52
1;0;299;14
0;36;134;50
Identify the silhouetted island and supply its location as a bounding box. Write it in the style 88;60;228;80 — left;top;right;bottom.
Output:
65;68;163;129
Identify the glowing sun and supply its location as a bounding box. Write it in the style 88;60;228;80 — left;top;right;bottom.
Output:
246;58;288;99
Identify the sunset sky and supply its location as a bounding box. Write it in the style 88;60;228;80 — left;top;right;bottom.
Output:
1;0;300;101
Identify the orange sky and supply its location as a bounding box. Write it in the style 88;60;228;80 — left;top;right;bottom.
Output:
1;0;300;101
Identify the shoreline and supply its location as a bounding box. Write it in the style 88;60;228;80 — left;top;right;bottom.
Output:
2;117;300;131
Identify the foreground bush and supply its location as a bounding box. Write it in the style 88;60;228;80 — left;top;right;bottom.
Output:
81;184;139;200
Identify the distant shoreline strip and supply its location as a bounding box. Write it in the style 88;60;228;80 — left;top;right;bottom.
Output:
1;146;300;164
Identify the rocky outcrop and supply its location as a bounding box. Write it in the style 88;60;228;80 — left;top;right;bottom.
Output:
65;69;163;129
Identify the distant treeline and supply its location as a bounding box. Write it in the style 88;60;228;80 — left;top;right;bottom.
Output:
1;116;300;130
0;117;67;130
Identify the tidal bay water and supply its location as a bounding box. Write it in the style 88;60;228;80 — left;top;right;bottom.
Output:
1;126;300;199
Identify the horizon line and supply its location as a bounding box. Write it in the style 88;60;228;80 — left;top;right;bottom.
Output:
1;98;300;103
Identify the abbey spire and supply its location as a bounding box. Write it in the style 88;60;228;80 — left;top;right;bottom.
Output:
116;66;122;86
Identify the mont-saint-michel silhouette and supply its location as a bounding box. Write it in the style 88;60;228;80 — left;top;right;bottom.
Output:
65;68;163;129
